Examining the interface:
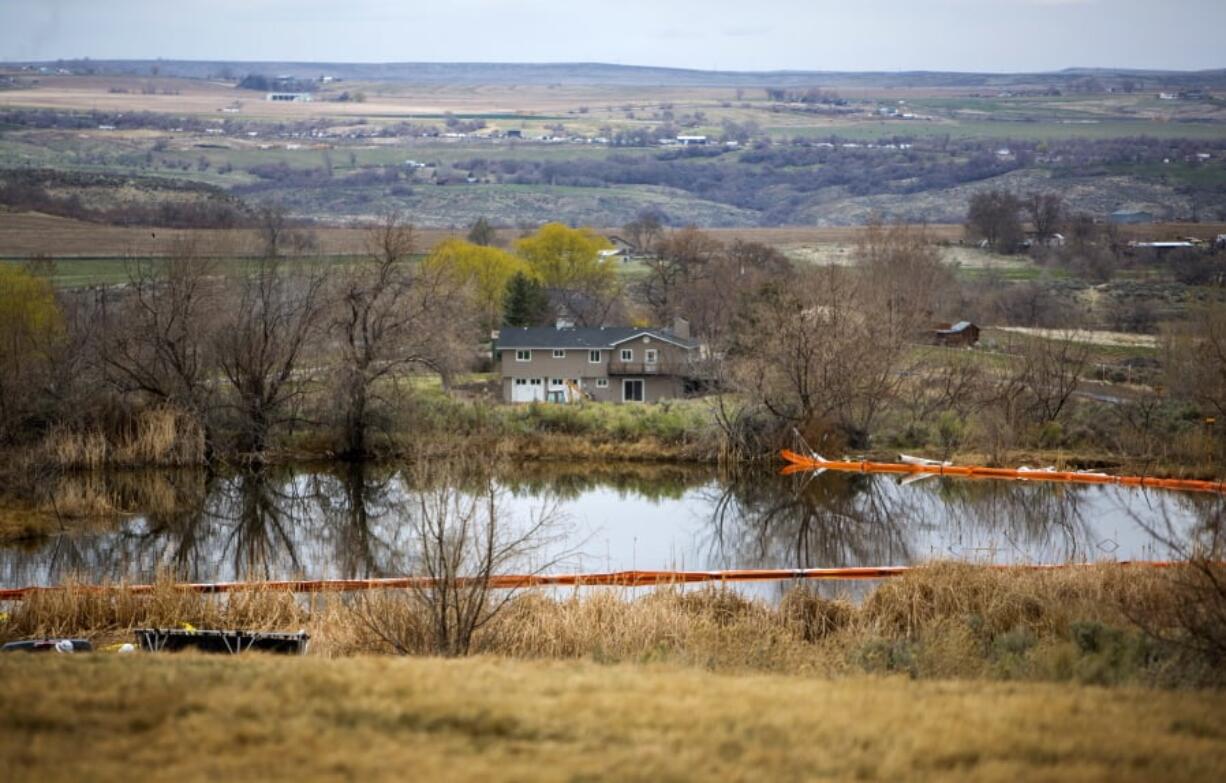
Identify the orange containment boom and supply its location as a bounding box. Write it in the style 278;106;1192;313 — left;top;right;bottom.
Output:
780;449;1226;495
0;562;1179;601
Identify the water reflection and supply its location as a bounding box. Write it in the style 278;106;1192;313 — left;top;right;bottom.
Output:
702;470;1208;572
704;473;912;570
0;463;1215;588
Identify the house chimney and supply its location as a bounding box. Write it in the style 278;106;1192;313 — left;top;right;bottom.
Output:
672;317;690;340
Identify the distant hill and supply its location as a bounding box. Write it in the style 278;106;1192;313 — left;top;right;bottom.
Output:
9;59;1226;89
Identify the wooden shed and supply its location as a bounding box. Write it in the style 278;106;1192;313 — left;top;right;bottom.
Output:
933;321;980;347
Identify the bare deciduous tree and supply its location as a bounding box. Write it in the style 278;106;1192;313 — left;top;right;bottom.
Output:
728;266;905;448
856;220;955;344
1025;192;1064;243
255;203;319;259
330;211;475;457
350;461;565;657
214;254;327;457
641;227;721;325
966;189;1023;253
1017;330;1091;424
96;236;222;452
643;230;789;343
622;208;665;254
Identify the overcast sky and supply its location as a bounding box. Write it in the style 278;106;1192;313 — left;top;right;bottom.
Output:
3;0;1224;73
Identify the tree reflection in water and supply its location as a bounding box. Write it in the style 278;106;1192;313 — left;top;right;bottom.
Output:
0;464;1212;588
703;472;915;571
308;463;414;579
699;470;1169;572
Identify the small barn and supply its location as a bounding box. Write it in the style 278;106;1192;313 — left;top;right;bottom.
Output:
933;321;980;348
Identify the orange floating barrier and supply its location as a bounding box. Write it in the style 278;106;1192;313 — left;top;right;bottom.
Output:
0;562;1180;601
780;450;1226;495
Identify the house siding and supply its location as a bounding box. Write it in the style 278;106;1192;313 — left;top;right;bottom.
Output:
496;332;694;404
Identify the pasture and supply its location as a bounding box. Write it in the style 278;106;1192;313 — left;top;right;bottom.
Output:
4;73;1223;143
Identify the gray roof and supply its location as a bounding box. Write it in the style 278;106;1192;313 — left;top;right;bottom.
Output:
495;326;697;351
937;321;976;334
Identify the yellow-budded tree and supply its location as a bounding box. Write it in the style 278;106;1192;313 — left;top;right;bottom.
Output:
0;265;64;440
423;238;531;331
514;223;619;325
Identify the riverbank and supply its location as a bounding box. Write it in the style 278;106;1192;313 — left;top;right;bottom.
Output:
2;653;1224;782
13;389;1224;481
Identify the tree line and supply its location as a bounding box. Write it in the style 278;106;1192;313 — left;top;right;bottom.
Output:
0;211;627;463
4;208;1226;472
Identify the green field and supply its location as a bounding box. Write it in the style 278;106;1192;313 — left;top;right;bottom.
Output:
769;118;1226;142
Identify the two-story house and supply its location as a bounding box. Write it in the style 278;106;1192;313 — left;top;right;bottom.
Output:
494;322;700;403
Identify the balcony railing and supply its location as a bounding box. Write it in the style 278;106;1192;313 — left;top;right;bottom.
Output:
606;360;687;376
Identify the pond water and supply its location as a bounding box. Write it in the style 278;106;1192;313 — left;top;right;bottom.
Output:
1;462;1216;593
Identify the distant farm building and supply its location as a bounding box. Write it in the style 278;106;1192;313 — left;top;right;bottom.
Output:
266;92;313;103
600;235;638;260
1130;241;1196;257
1109;210;1154;224
932;321;980;348
676;135;708;146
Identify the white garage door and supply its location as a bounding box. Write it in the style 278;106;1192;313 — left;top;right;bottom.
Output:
511;378;545;403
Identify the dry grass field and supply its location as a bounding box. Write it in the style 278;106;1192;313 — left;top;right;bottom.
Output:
0;75;758;122
0;211;465;257
1;653;1224;782
5;211;1222;262
5;74;1222;140
0;212;965;260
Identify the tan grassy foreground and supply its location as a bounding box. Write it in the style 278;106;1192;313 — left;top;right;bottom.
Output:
1;653;1224;782
3;564;1221;685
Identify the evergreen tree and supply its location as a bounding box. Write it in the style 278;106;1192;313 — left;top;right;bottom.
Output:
503;272;548;327
466;217;497;247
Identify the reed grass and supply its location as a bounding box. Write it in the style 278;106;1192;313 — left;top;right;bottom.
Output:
2;564;1216;686
37;407;206;470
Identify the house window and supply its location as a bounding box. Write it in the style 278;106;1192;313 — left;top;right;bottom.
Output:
596;378;609;388
589;350;601;363
620;348;633;361
515;350;532;362
514;378;527;386
552;349;566;358
645;349;658;364
529;378;542;385
551;378;563;386
623;379;644;402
